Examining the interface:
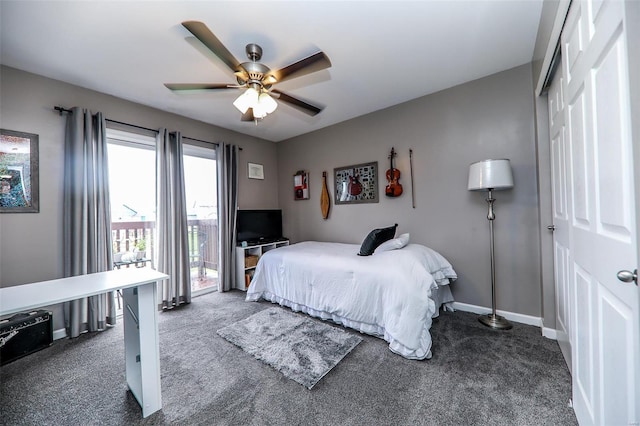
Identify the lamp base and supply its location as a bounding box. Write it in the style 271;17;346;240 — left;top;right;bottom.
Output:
478;314;512;330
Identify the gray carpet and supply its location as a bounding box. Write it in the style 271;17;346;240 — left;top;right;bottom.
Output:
0;290;577;425
217;307;362;389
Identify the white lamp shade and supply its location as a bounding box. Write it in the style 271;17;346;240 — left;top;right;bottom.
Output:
467;159;514;191
252;93;278;119
233;88;259;114
258;92;278;114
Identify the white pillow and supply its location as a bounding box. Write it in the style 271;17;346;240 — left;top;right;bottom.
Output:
375;233;410;253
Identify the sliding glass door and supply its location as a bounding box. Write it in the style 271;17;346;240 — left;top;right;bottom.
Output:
106;129;219;304
183;143;218;295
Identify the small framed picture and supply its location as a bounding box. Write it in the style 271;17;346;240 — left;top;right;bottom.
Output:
248;162;264;180
294;170;309;200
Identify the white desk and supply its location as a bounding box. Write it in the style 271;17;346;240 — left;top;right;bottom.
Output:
0;268;168;418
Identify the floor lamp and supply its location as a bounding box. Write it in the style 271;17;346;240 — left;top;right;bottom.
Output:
468;159;514;330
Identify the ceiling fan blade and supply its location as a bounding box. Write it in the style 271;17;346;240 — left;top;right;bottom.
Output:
164;83;237;91
241;109;255;122
264;51;331;85
182;21;241;73
271;89;323;116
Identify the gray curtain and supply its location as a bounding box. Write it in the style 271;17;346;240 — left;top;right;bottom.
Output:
155;129;191;308
217;143;239;292
63;107;115;338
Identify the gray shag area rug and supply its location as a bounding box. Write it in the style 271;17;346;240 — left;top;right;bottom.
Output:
217;307;363;389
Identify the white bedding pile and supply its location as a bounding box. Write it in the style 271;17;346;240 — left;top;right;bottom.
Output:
245;241;457;360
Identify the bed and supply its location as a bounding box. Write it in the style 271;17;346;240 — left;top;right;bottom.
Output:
245;240;457;360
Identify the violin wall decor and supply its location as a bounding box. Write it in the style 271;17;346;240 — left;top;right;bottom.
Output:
385;147;403;198
334;161;379;205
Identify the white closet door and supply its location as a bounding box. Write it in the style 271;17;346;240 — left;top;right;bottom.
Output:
559;1;639;424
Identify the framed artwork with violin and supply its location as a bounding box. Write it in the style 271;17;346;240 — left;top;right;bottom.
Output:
334;161;378;205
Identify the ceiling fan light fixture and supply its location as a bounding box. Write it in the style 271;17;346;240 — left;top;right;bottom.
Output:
258;92;278;114
233;87;259;114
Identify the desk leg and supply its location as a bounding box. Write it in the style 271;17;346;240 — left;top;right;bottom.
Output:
122;282;162;418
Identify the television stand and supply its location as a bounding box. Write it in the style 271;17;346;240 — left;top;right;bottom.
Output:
235;239;289;291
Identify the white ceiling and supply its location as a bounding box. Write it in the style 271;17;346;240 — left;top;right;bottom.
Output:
0;1;543;142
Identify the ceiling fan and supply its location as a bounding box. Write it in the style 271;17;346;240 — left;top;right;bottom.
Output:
165;21;331;122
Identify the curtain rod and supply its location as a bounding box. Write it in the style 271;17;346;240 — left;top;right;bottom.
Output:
54;106;73;114
53;105;242;150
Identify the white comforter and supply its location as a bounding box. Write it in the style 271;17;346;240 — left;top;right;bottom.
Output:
245;241;457;360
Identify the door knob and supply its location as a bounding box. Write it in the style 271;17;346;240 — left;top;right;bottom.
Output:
617;269;638;285
547;225;556;231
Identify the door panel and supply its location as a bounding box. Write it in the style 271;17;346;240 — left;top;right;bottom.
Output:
554;242;571;365
600;285;634;423
564;7;584;83
593;31;633;239
551;131;566;220
568;88;590;228
573;265;596;423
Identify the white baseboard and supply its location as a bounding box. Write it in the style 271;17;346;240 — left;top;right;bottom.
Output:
542;327;558;340
452;302;558;340
53;328;67;340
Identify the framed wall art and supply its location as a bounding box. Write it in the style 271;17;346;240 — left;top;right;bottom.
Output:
0;129;39;213
334;161;378;204
247;162;264;180
293;170;309;200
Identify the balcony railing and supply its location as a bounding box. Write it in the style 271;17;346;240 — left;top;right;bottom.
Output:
111;219;218;274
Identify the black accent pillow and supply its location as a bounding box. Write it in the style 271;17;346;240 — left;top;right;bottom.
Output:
358;224;398;256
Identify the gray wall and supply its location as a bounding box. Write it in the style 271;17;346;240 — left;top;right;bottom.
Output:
0;66;278;327
277;64;542;317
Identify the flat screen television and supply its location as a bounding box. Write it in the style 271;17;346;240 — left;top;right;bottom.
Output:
236;209;283;244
